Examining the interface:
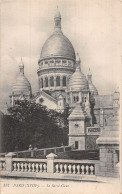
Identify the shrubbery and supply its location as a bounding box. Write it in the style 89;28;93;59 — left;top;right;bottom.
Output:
0;100;70;152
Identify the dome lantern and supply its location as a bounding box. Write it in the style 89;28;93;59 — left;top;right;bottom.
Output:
87;68;98;95
54;6;61;31
19;58;24;75
87;68;92;83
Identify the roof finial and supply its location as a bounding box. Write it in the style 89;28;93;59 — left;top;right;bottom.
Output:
76;53;81;70
88;68;92;75
115;86;119;93
76;52;81;62
19;57;24;74
54;6;61;31
19;57;24;66
87;68;92;83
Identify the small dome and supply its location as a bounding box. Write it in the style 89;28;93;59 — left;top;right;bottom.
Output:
41;32;76;60
12;60;32;96
89;83;98;95
68;65;89;91
12;75;31;95
87;68;98;95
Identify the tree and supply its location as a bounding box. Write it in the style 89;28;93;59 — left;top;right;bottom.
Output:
0;100;69;152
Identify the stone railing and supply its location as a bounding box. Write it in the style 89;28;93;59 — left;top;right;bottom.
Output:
12;158;47;173
0;152;98;181
0;145;73;158
0;158;6;171
54;159;95;175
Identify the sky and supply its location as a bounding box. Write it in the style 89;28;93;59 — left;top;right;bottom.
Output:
0;0;121;108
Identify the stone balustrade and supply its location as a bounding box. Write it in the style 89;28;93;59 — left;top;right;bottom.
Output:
0;152;98;181
54;160;95;175
12;158;47;173
38;59;75;70
0;158;6;171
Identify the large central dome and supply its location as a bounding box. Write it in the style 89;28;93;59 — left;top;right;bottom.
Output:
40;8;75;61
41;31;75;60
37;8;76;95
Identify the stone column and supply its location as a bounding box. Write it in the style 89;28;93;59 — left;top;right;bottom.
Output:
43;78;46;88
79;91;82;102
46;153;57;173
100;109;104;127
61;59;63;66
48;77;50;89
70;92;73;105
67;60;68;66
60;76;63;88
12;95;14;107
54;76;56;89
5;152;16;172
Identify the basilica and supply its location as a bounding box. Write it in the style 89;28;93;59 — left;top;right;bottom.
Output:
9;8;120;150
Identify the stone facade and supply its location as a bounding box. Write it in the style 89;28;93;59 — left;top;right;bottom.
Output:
8;8;120;156
96;108;120;177
68;102;91;150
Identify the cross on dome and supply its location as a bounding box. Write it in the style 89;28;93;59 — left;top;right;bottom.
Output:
54;6;61;18
87;68;92;83
76;52;81;62
19;57;24;74
76;53;81;70
88;68;92;75
54;6;61;31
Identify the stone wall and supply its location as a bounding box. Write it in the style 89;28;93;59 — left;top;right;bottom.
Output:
69;136;85;150
96;145;119;178
85;135;99;150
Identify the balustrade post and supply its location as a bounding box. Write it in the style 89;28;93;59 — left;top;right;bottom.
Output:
31;151;34;157
54;148;57;154
95;161;100;176
5;152;16;172
44;149;47;155
46;153;57;173
64;147;65;152
54;76;56;89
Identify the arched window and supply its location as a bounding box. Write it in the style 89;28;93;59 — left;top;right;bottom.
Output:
105;119;107;126
82;97;84;102
45;77;48;87
41;78;43;88
56;76;60;86
50;76;54;87
85;97;86;102
74;96;76;102
39;79;41;88
63;76;66;86
76;96;79;102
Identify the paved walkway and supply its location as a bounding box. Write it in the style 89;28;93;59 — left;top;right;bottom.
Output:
1;177;121;194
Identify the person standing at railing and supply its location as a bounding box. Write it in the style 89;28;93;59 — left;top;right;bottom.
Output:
28;145;32;150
